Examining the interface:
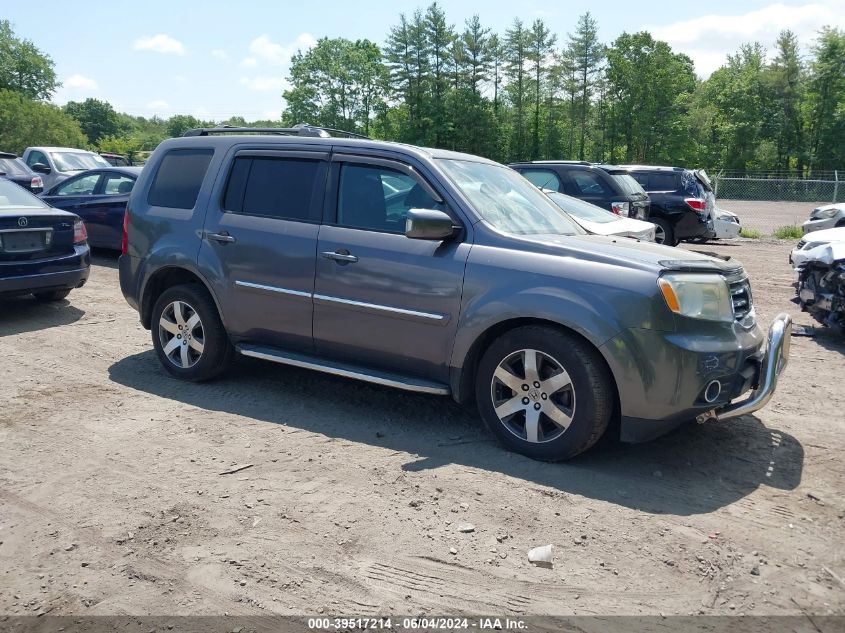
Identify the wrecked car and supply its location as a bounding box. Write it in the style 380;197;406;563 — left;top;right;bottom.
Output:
797;241;845;336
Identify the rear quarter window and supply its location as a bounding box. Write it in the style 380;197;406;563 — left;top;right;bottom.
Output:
147;149;213;209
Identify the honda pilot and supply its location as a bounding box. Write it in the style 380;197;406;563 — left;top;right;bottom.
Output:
119;126;791;461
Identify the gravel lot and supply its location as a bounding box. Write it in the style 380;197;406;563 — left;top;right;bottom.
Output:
719;199;823;234
1;238;843;618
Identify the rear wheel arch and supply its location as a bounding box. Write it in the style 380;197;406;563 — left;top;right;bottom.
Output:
140;266;225;330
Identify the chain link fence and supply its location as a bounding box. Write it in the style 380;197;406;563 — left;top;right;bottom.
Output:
709;170;842;235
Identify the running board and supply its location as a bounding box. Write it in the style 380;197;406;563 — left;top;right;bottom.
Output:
237;344;451;395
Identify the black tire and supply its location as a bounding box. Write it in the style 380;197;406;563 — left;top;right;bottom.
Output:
651;218;677;246
475;325;614;461
33;289;71;302
151;284;233;382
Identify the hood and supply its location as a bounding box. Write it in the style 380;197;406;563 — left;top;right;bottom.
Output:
801;227;845;244
521;233;743;275
803;242;845;265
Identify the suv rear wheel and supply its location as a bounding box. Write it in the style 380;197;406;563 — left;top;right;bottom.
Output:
475;326;613;461
151;284;233;381
651;218;676;246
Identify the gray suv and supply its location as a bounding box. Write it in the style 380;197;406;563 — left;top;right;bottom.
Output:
119;126;792;461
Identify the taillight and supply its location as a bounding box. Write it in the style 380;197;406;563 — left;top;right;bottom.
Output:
121;209;129;254
684;198;706;212
73;219;88;244
31;176;43;190
611;201;630;216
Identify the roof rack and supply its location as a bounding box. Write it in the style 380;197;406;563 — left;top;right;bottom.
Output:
182;122;368;139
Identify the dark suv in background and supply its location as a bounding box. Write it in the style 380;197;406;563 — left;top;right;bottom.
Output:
619;166;715;246
119;126;791;462
509;161;650;221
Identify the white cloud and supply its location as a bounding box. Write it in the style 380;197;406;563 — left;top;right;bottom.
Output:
64;74;98;91
646;2;845;77
133;34;185;55
241;32;316;67
211;48;228;60
239;76;287;92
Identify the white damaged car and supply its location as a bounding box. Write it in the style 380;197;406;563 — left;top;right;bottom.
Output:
790;227;845;267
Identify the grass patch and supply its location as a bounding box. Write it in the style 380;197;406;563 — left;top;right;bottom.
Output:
740;227;762;239
772;225;804;239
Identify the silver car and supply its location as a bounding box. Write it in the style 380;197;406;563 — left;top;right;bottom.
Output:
22;146;111;191
802;203;845;233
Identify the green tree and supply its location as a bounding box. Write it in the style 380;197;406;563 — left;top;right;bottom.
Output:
806;27;845;171
166;114;204;138
385;10;430;143
63;98;120;144
526;19;556;159
282;38;387;135
424;2;455;146
767;30;804;171
504;19;530;160
0;89;86;153
0;20;59;100
566;13;604;160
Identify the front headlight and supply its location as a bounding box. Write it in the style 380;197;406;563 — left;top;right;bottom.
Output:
812;208;838;219
657;273;734;322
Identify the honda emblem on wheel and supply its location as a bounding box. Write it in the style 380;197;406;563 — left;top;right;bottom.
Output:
17;217;28;227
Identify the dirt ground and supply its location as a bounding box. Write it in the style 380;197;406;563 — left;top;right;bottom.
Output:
1;237;843;619
718;199;825;234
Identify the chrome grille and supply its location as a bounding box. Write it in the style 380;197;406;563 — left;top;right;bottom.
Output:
730;278;753;321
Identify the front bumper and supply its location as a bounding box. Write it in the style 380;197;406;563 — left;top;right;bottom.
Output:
602;314;791;443
703;313;792;422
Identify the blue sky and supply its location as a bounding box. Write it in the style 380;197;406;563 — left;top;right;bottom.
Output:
6;0;845;121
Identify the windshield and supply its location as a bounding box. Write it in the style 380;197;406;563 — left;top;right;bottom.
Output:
608;173;645;196
50;151;110;173
547;191;619;224
438;159;583;236
0;179;50;208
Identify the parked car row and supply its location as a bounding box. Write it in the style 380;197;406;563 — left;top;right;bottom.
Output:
510;161;742;246
3;126;790;462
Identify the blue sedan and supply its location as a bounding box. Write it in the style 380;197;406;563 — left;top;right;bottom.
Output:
41;166;142;250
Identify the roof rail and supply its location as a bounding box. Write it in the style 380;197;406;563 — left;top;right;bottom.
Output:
0;151;17;159
182;122;368;139
526;160;591;166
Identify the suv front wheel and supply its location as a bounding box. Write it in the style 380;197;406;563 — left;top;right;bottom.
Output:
151;284;233;382
475;326;613;461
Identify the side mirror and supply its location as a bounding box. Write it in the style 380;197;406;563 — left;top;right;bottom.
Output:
405;208;457;240
31;163;51;174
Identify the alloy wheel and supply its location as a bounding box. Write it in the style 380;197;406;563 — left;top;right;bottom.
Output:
158;300;205;369
490;348;576;443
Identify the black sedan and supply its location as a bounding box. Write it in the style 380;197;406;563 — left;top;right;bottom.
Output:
0;178;90;302
0;152;44;194
41;166;142;250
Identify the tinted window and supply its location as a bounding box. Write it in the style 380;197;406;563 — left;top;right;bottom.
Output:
337;164;441;233
223;156;321;221
646;173;677;191
569;170;610;195
148;149;213;209
102;173;135;195
520;169;562;192
54;173;101;196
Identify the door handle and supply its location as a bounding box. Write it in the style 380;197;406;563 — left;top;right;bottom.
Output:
207;231;236;244
322;250;358;263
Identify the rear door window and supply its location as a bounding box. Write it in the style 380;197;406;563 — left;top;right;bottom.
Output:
148;149;213;209
223;156;323;221
519;169;562;192
568;170;611;195
102;173;136;195
645;173;677;192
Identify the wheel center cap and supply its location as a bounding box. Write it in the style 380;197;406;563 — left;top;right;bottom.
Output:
529;389;542;402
